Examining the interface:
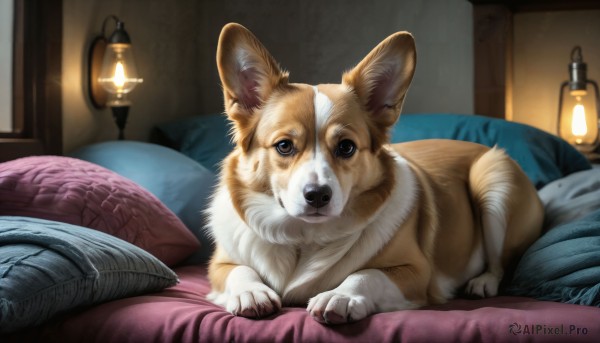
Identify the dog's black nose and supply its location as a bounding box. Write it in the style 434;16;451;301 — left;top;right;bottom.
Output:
303;184;332;209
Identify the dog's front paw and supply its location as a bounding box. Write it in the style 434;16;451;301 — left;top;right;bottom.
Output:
307;290;373;324
227;282;282;318
466;272;501;298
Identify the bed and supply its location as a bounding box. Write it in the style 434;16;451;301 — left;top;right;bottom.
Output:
1;113;599;342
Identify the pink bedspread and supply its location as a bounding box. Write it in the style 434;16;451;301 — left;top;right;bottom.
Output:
5;265;599;343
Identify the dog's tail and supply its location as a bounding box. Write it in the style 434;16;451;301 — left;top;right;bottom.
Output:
466;147;516;296
468;147;543;295
469;147;515;239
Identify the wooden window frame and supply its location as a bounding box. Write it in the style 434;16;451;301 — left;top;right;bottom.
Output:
0;0;62;162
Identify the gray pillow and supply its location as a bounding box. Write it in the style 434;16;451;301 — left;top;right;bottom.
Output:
538;167;600;229
0;216;178;333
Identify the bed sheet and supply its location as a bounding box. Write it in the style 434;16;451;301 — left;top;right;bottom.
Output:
4;265;599;343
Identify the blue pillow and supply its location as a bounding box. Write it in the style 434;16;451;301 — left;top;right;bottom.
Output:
70;141;216;264
392;114;591;189
153;114;235;174
0;216;178;333
507;209;600;306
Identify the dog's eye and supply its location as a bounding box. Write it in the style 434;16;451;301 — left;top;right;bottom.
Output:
275;140;295;156
335;139;356;159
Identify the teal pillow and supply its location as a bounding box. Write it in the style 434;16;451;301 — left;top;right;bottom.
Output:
70;141;216;264
0;216;178;333
392;114;591;189
152;114;234;174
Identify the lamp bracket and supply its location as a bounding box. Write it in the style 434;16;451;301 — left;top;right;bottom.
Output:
571;46;583;63
88;36;108;108
101;15;121;37
111;106;129;140
569;46;588;92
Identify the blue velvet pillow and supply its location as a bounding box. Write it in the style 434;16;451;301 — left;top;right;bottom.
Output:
0;216;178;333
70;141;216;264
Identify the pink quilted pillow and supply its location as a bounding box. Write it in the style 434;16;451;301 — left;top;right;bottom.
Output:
0;156;200;266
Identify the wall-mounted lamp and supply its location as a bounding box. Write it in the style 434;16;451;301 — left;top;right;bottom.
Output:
557;46;600;155
89;15;143;140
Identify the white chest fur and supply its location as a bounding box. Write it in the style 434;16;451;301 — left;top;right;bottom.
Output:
207;153;417;304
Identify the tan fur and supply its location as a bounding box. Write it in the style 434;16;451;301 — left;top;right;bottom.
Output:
207;245;238;293
363;207;434;306
364;140;544;304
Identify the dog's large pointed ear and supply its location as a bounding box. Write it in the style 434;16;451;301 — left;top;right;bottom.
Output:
217;23;288;123
342;32;416;129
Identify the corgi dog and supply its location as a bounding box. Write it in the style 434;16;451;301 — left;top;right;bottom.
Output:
206;23;543;324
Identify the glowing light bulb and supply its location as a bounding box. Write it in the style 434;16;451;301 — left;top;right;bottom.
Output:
113;61;126;89
571;103;587;144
